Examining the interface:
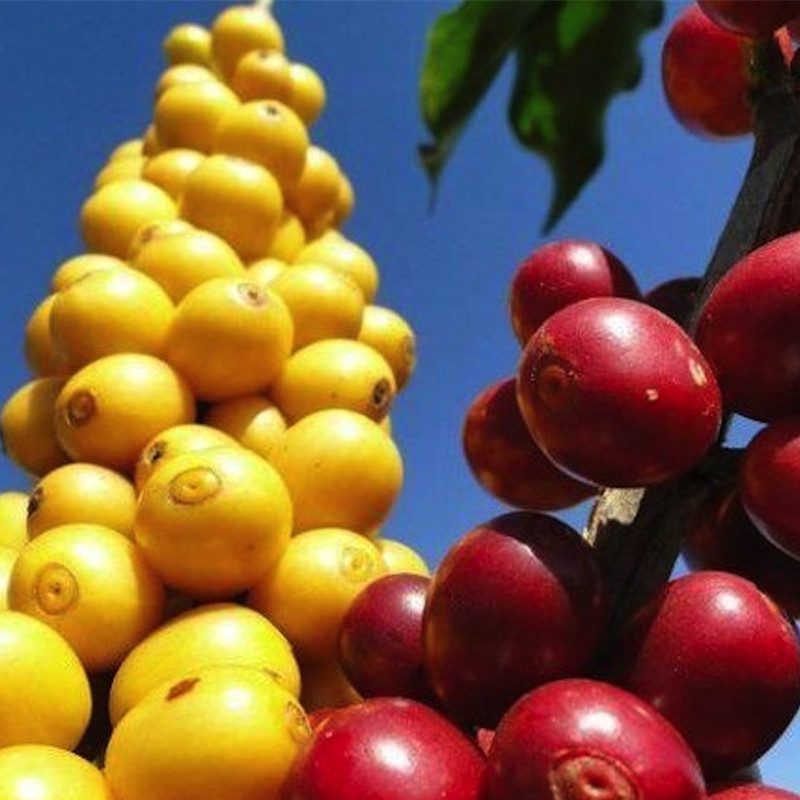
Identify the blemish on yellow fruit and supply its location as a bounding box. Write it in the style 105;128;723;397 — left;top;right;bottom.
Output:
169;467;222;505
339;545;376;583
65;390;97;427
34;563;79;615
166;677;201;701
285;700;312;744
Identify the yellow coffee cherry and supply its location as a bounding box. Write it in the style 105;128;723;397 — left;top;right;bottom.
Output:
179;154;284;260
375;537;432;577
231;49;292;103
0;492;29;550
141;148;204;202
53;354;195;474
163;22;214;67
285;145;341;225
269;263;365;350
301;658;361;713
0;745;113;800
211;5;286;81
1;376;69;478
358;304;417;391
271;339;395;423
105;664;308;800
203;395;286;462
246;257;289;287
108;139;144;162
80;179;178;259
165;278;293;402
8;523;166;673
295;234;379;303
50;253;126;292
154;63;217;99
271;409;403;534
287;62;326;127
134;423;238;493
128;220;246;303
23;294;62;376
49;266;175;371
266;210;306;261
133;446;292;599
27;463;137;539
0;610;91;749
214;100;309;192
109;602;300;726
249;527;387;663
332;170;355;227
154;81;240;153
94;156;146;189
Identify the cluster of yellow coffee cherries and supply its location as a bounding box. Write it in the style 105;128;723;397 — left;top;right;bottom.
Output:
0;5;428;799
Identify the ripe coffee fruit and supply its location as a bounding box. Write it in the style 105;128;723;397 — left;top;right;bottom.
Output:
612;571;800;778
698;1;800;37
695;231;800;422
509;238;639;346
422;511;606;728
109;602;300;726
516;297;721;488
462;376;596;511
338;572;434;703
281;697;484;800
684;484;800;617
134;446;292;600
662;4;754;138
481;678;705;800
740;415;800;561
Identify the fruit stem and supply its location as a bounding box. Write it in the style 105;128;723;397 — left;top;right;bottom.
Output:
586;34;800;661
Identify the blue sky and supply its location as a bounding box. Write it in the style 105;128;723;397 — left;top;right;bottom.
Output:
0;0;795;789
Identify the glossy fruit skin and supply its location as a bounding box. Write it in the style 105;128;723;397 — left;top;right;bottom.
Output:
695;231;800;422
462;377;596;511
105;664;309;800
517;297;722;488
281;697;484;800
509;239;639;346
684;484;800;616
422;511;606;728
644;276;702;326
7;523;166;673
338;573;435;703
0;610;91;749
612;571;800;779
698;0;800;37
247;527;386;663
662;5;754;138
109;602;299;726
0;745;113;800
481;678;705;800
271;409;403;535
740;415;800;560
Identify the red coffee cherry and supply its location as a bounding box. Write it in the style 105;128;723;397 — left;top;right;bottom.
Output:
517;297;722;488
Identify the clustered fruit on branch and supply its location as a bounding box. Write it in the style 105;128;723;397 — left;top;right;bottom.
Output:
3;1;800;799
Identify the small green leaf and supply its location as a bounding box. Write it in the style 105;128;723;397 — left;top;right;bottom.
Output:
418;0;663;231
511;0;664;231
419;0;546;185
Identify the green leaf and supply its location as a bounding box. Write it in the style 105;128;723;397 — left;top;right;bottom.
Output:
419;0;546;185
418;0;663;230
510;0;664;231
